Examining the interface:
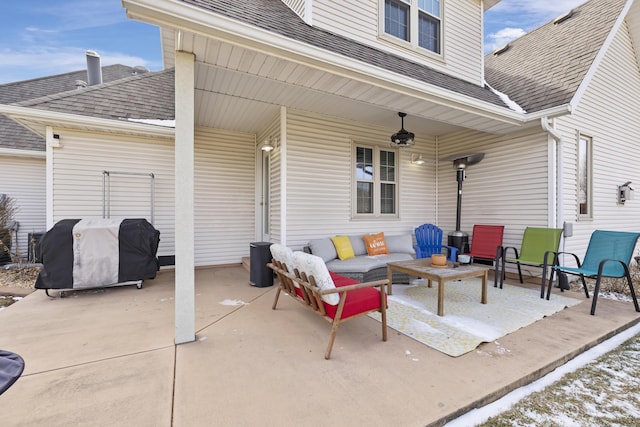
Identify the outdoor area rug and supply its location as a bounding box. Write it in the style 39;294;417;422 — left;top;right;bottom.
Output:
368;279;581;357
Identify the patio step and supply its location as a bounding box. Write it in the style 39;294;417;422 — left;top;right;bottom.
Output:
241;256;250;272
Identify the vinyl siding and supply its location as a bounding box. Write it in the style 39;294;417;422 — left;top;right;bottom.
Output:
51;131;176;258
555;19;640;258
282;109;437;250
51;128;257;266
437;128;552;255
282;0;306;18
0;155;46;258
194;128;256;266
311;0;484;85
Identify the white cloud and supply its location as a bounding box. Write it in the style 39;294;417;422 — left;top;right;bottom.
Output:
489;0;588;16
485;27;527;53
484;0;588;53
0;47;155;84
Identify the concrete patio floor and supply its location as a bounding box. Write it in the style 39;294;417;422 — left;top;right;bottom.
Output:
1;265;639;427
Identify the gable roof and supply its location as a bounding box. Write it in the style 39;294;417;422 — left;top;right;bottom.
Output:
484;0;628;113
1;64;147;152
177;0;506;109
16;68;175;123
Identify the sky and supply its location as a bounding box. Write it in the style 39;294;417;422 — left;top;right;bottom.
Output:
1;0;590;85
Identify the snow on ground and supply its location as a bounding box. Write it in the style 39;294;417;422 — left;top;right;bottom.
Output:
444;322;640;426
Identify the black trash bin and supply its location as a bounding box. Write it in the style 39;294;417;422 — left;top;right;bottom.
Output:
249;242;273;287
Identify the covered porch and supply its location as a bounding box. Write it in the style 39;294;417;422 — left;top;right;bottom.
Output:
1;266;638;426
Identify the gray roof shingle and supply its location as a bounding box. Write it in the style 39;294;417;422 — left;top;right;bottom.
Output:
17;69;175;122
484;0;626;113
1;64;148;151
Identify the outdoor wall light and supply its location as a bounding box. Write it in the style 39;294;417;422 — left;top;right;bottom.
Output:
618;181;634;204
261;137;274;152
390;112;415;147
411;154;425;165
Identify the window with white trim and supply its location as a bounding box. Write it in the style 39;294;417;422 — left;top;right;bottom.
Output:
382;0;442;54
577;134;593;219
354;144;398;217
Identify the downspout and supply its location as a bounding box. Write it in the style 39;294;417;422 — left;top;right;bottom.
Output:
541;117;563;231
434;135;439;225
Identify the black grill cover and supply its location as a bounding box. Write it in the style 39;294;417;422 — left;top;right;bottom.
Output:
35;218;160;290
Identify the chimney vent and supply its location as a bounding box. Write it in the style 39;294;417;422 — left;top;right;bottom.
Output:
86;50;103;86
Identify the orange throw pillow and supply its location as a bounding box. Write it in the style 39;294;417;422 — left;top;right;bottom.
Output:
363;232;389;256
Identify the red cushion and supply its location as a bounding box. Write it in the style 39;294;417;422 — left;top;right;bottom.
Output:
324;272;383;319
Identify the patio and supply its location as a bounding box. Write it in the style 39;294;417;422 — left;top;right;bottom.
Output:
1;265;639;426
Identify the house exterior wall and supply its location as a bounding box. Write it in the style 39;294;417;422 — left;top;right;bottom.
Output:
278;109;437;250
310;0;484;85
437;127;553;256
50;130;176;258
554;19;640;259
0;155;46;258
194;127;256;265
50;128;256;266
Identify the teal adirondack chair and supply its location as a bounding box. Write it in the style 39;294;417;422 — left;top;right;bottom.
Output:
500;227;563;289
542;230;640;315
413;224;458;261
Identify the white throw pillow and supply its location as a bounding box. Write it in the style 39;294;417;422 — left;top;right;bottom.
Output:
269;243;294;269
292;251;339;305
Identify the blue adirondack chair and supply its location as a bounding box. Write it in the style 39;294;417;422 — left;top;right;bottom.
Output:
413;224;458;261
542;230;640;315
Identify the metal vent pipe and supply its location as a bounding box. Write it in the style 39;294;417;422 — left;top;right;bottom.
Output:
86;50;103;86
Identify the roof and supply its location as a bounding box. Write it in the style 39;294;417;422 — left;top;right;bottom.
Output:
17;68;175;122
484;0;627;113
179;0;506;108
1;64;148;152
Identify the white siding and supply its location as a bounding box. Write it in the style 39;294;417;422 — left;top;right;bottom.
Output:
51;131;176;257
282;110;437;250
282;0;306;18
0;155;46;258
194;128;256;266
51;128;257;266
311;0;484;85
437;128;552;253
555;20;640;259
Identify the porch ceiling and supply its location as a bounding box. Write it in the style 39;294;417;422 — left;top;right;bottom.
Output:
163;29;530;136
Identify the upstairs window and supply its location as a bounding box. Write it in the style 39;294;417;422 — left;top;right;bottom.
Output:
383;0;442;55
354;145;398;217
577;134;593;219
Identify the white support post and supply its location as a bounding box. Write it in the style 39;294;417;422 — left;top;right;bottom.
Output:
174;50;196;345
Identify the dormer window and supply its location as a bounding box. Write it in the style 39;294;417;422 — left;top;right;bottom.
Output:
383;0;442;55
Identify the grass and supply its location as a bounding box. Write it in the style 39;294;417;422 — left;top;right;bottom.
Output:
478;331;640;426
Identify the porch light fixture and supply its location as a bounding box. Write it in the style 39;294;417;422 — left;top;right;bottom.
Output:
261;138;274;152
411;154;425;165
390;112;415;147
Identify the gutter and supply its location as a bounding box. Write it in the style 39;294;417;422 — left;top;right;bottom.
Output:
0;104;175;140
0;147;45;159
540;116;562;142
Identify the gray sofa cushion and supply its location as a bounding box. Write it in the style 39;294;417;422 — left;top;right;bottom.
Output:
385;234;415;255
326;253;413;274
308;238;337;262
349;235;367;256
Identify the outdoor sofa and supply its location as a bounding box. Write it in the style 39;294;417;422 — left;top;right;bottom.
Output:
304;233;415;283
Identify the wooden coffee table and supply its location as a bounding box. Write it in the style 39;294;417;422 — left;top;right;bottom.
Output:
387;259;489;316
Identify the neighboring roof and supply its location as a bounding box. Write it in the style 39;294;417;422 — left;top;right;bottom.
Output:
16;68;175;122
1;64;148;152
179;0;507;109
484;0;627;113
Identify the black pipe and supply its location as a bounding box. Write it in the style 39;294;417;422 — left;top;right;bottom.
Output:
456;168;464;231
